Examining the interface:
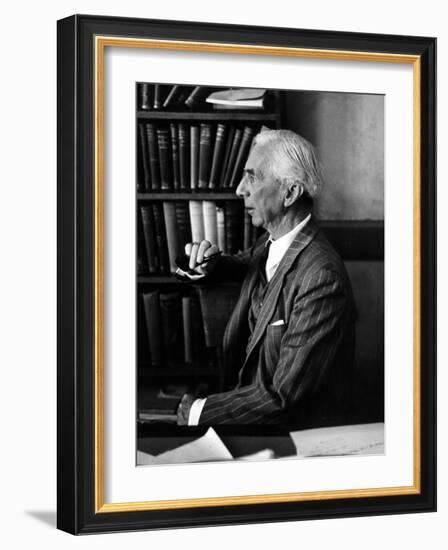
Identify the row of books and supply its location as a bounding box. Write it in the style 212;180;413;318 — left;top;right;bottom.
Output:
137;121;263;193
137;83;269;112
141;290;207;368
138;200;260;276
137;84;219;112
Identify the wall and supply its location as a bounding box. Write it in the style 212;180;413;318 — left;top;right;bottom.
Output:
0;1;445;549
285;91;384;219
285;91;385;420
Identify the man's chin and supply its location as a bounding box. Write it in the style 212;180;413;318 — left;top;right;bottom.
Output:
249;214;262;227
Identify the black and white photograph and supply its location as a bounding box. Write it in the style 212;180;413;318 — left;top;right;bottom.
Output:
135;82;385;465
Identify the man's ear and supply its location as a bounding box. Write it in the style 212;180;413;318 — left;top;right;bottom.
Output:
283;179;304;207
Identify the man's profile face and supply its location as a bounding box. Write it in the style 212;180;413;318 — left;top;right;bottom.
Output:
236;142;285;232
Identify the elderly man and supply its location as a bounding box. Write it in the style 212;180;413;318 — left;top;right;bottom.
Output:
177;129;356;428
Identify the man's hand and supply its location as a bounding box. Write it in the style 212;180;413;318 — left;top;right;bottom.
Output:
177;393;196;425
184;240;220;276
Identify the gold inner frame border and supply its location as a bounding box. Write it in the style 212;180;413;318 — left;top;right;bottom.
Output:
94;35;421;513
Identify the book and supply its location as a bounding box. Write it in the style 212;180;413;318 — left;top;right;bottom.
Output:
208;123;227;190
170;123;180;191
206;88;266;108
190;292;206;364
202;201;218;245
160;292;184;365
181;294;207;365
162;84;181;109
228;126;255;188
157;127;172;191
153;84;165;110
185;86;210;109
195;283;241;350
139;83;152;111
151;203;170;274
163;84;192;109
225;201;243;254
142;291;163;367
175;202;192;252
178;123;189;191
140;205;159;274
216;206;226;253
137;122;151;192
190;125;199;190
220;125;235;188
182;296;193;363
163;202;180;273
222;128;242;188
137;211;148;275
145;123;161;191
198;123;214;189
189;200;205;242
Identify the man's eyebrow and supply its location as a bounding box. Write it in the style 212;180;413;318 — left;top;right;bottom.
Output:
243;168;255;176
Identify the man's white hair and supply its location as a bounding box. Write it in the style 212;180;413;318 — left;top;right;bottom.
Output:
254;129;324;199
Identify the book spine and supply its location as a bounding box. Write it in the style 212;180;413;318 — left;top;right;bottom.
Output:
185;86;208;109
222;128;242;188
151;203;170;274
229;126;255;189
178;123;189;191
140;205;159;274
198;123;213;189
216;206;226;253
220;126;235;188
182;296;192;364
190;125;199;191
174;86;192;107
157;127;172;191
202;201;218;245
153;84;163;110
188;200;205;242
145;123;161;191
142;291;163;367
160;292;184;365
170;123;180;191
190;292;206;364
175;202;192;252
137;211;147;275
137;122;151;192
162;85;180;109
208;123;227;190
162;202;180;273
139;83;152;111
225;201;243;254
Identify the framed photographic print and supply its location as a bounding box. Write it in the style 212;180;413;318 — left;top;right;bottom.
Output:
57;14;436;534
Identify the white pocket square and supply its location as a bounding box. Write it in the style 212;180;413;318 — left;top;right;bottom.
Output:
270;319;285;326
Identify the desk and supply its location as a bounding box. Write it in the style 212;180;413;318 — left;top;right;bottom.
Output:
137;423;384;465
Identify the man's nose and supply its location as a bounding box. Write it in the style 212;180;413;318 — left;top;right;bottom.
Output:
235;178;247;197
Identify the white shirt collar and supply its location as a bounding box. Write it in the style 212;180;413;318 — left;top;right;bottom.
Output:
265;214;311;281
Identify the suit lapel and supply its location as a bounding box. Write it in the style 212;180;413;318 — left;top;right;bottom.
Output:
222;237;268;352
243;220;320;362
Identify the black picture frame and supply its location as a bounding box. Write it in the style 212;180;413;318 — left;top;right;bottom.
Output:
57;14;436;534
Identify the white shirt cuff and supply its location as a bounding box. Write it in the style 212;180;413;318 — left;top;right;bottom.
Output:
188;398;207;425
175;267;206;281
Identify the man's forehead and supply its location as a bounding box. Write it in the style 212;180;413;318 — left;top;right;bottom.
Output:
245;143;269;170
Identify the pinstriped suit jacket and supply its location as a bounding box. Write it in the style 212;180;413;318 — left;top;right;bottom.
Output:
199;219;356;427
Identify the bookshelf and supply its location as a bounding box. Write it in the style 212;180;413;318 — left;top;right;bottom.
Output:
136;83;283;423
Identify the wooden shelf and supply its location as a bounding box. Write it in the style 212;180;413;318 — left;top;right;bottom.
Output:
138;275;190;284
137;192;241;201
137;110;278;121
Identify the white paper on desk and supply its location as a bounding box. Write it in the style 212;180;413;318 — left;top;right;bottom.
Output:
291;423;385;458
137;428;233;466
